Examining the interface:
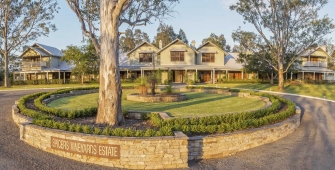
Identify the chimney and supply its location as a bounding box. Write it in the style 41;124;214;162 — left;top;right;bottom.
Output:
159;40;163;49
191;40;196;48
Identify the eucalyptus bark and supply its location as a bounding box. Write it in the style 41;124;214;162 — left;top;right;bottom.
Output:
95;0;124;125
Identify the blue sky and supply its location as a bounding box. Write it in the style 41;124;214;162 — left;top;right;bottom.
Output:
34;0;335;51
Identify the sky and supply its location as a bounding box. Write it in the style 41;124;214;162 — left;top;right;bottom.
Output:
34;0;335;51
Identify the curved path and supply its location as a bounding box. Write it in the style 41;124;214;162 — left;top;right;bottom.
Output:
1;89;335;169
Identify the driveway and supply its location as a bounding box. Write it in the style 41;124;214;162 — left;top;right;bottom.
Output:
1;89;335;169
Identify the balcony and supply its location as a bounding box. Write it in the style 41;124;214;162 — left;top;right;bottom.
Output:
22;61;47;67
302;61;327;67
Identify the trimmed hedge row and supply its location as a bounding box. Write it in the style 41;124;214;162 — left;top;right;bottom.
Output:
33;86;135;119
16;92;52;120
148;89;296;135
32;119;173;137
17;86;296;137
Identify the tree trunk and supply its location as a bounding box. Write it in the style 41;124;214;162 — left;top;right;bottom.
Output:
81;73;84;84
278;66;284;91
96;0;124;126
4;52;9;87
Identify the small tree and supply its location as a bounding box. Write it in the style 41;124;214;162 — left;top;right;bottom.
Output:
62;40;99;84
0;0;58;87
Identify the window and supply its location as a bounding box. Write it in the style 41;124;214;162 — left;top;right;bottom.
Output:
170;51;184;61
202;53;215;62
139;53;153;62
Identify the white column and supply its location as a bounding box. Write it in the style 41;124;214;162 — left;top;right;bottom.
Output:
63;72;65;83
47;72;49;80
141;69;143;78
291;72;293;80
324;72;326;80
195;69;197;82
313;72;315;80
302;72;304;80
210;70;213;83
333;73;335;80
58;71;61;79
24;73;26;80
126;70;129;79
226;70;228;79
241;71;244;80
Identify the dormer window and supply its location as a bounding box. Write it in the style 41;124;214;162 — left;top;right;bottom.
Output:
202;53;215;62
139;53;153;62
171;51;184;61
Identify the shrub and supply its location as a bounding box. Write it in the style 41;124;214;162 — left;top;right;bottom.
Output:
165;84;173;94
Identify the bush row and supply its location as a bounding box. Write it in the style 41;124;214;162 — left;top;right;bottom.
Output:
16;92;52;120
217;79;272;84
32;119;173;137
148;89;296;135
33;86;135;119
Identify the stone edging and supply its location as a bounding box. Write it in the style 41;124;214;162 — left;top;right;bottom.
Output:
11;88;301;169
126;93;187;103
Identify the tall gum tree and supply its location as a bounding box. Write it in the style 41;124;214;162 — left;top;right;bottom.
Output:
230;0;334;91
66;0;178;126
0;0;58;87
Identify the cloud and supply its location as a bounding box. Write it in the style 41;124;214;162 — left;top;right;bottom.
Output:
221;0;239;9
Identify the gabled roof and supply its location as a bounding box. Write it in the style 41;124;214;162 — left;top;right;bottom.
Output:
224;52;243;69
35;43;63;57
299;46;331;58
19;43;63;58
126;42;159;56
157;39;199;54
197;41;228;56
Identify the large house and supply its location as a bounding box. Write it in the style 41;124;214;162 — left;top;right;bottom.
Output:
293;46;335;81
13;43;72;82
120;39;251;83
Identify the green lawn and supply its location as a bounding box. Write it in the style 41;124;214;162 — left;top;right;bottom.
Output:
47;90;266;118
201;83;335;100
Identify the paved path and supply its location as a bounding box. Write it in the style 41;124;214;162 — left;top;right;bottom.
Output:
1;89;335;169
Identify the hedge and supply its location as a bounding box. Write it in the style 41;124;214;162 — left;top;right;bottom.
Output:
17;86;296;137
33;86;135;119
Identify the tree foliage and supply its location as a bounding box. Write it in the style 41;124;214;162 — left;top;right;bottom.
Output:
119;28;150;52
202;33;227;50
0;0;58;87
153;23;177;48
177;29;188;44
61;40;99;84
66;0;179;126
230;0;334;90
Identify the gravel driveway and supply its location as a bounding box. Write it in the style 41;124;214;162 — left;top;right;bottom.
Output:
1;89;335;170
